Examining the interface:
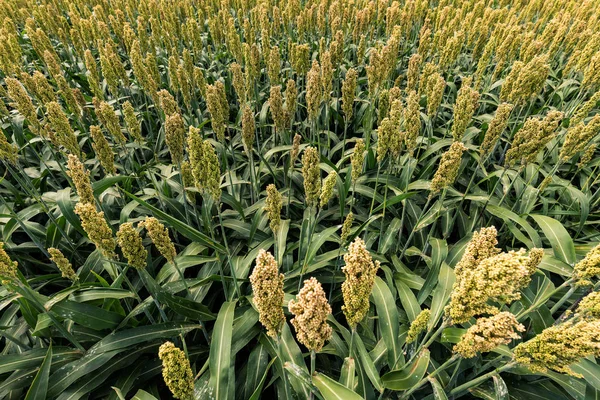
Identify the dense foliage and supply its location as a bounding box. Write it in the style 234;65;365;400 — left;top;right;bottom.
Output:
0;0;600;398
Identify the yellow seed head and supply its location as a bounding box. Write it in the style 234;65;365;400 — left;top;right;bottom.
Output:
514;319;600;377
351;139;365;183
505;111;564;166
306;60;322;121
342;68;358;122
48;247;77;281
241;104;255;153
302;146;321;207
320;171;337;207
140;217;177;264
289;277;333;352
158;89;179;116
250;250;285;338
407;53;422;92
0;128;18;165
158;342;194;400
430;141;467;197
94;100;126;145
576;291;600;319
560;115;600;162
46;101;81;158
342;238;380;328
454;312;524;358
341;212;354;243
447;247;543;324
480;103;514;158
67;154;94;205
426;73;446;117
451;77;479;141
265;184;282;233
123;101;142;143
405;90;421;155
269;85;285;133
90;125;115;175
165;113;186;165
291;134;302;166
187;127;221;201
573;243;600;286
117;222;147;270
0;242;18;281
74;202;116;258
406;309;431;344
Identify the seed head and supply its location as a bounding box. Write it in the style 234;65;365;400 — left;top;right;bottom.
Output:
165;113;186;165
514;319;600;377
289;277;333;352
407;53;422;92
0;242;18;281
158;89;179;116
241;104;255;153
123;101;142;143
187;127;221;201
454;312;524;358
576;291;600;319
46;102;81;158
90;125;115;175
265;184;282;233
67;154;94;205
571;91;600;126
573;243;600;286
451;77;479;141
430;141;467;197
5;77;39;133
250;250;285;338
48;247;77;281
426;73;445;117
290;134;302;166
341;212;354;243
351;139;365;183
406;309;431;344
140;217;177;264
578;144;597;169
447;247;543;324
0;128;18;165
342;238;380;328
158;342;194;400
94;100;127;145
505;111;564;166
206;82;228;142
559;115;600;162
306;60;322;121
117;223;147;270
269;85;285;133
480;103;514;158
342;68;358;122
284;79;297;127
302;147;321;207
405;90;421;155
74;202;116;258
320;171;337;207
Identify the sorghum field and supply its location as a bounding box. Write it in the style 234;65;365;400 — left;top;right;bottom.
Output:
1;0;600;398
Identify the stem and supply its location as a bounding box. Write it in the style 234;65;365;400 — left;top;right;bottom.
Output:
449;361;516;397
400;355;459;400
309;350;316;400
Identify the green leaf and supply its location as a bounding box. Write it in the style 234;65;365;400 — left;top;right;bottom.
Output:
430;377;449;400
52;300;123;330
371;277;400;368
493;374;509;400
313;372;362;400
122;190;226;253
248;358;277;400
429;263;455;329
531;215;576;265
90;322;200;354
339;357;356;390
381;349;430;390
25;343;52;400
209;301;236;400
130;390;159;400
